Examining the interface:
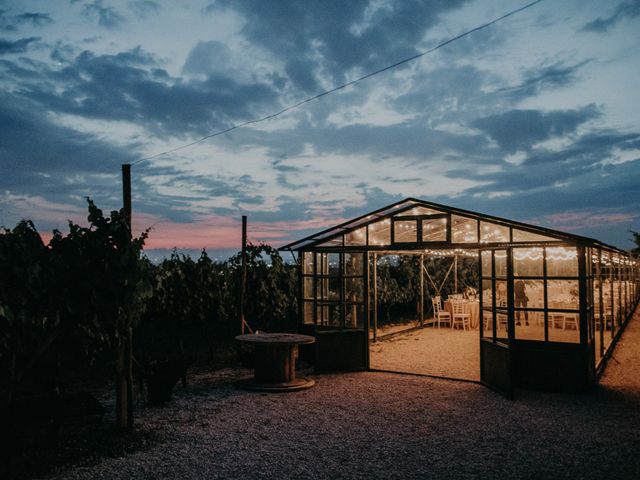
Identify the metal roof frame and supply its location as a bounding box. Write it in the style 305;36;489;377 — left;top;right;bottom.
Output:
280;197;630;255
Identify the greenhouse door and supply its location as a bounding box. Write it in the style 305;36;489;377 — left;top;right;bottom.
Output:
479;248;514;397
307;251;369;373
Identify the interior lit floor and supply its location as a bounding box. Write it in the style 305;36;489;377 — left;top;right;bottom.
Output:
369;323;480;381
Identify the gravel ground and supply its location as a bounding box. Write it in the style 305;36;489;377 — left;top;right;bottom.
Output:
45;307;640;480
370;327;479;380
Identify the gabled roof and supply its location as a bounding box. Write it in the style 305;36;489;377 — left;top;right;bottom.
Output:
280;197;628;254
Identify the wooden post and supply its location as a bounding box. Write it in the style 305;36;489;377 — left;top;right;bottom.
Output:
122;164;132;233
454;254;458;294
373;253;378;342
240;215;247;334
419;254;424;326
119;163;134;430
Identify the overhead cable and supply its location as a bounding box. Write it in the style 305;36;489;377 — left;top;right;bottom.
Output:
134;0;545;165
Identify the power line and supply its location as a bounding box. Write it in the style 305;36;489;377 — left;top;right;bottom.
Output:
134;0;545;166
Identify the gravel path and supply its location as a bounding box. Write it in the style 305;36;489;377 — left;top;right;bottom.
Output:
45;307;640;480
370;327;479;380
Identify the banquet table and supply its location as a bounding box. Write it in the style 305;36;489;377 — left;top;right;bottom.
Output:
444;300;480;329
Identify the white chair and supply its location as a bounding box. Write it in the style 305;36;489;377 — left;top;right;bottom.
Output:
549;312;565;330
482;311;493;333
451;302;471;330
563;313;578;330
432;296;451;328
497;312;508;333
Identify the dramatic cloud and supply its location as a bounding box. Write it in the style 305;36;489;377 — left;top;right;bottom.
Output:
82;0;126;29
129;1;160;19
0;36;39;54
209;0;470;92
0;10;53;31
14;12;54;27
582;0;640;32
471;105;601;154
501;61;590;101
12;47;279;137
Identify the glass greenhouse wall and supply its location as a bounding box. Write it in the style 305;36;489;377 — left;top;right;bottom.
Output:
282;198;640;393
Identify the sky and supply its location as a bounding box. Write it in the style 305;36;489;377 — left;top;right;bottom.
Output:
1;0;640;259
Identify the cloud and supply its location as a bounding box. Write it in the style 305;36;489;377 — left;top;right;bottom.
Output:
14;12;54;27
471;105;601;153
83;1;126;29
0;36;39;55
0;94;136;209
209;0;470;92
0;10;53;31
182;40;235;76
11;46;280;137
582;0;640;33
449;131;640;232
500;61;590;101
129;1;160;19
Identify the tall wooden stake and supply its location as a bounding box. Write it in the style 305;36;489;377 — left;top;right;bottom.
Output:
373;253;378;342
120;164;133;430
419;254;424;326
122;164;132;233
240;215;247;334
454;254;458;294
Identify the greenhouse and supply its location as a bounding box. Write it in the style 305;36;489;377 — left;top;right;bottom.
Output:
281;198;639;395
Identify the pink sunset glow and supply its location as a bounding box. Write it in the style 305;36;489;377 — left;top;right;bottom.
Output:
134;214;348;250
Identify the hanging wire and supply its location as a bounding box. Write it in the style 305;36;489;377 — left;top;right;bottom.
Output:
133;0;545;166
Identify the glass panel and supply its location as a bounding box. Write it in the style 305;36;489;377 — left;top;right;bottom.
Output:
514;310;544;340
481;251;492;276
317;303;341;328
495;251;507;277
547;280;579;310
480;222;509;243
344;304;365;329
516;279;544;309
345;253;364;276
495;280;508;307
315;278;328;300
303;301;314;324
395;206;443;216
345;278;364;302
546;247;578;277
345;227;366;246
303;252;314;274
512;229;557;242
317;236;343;247
548;312;579;343
368;219;391;246
422;217;447;242
482;279;493;308
602;277;614;349
394;220;418;243
303;277;314;300
328;277;341;301
594;298;602;364
451;215;478;243
327;253;340;275
613;278;621;327
316;253;328;275
482;310;493;339
316;304;328;326
496;309;508;340
513;248;543;276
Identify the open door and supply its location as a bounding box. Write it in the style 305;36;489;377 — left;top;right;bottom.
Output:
303;251;369;373
479;248;514;397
